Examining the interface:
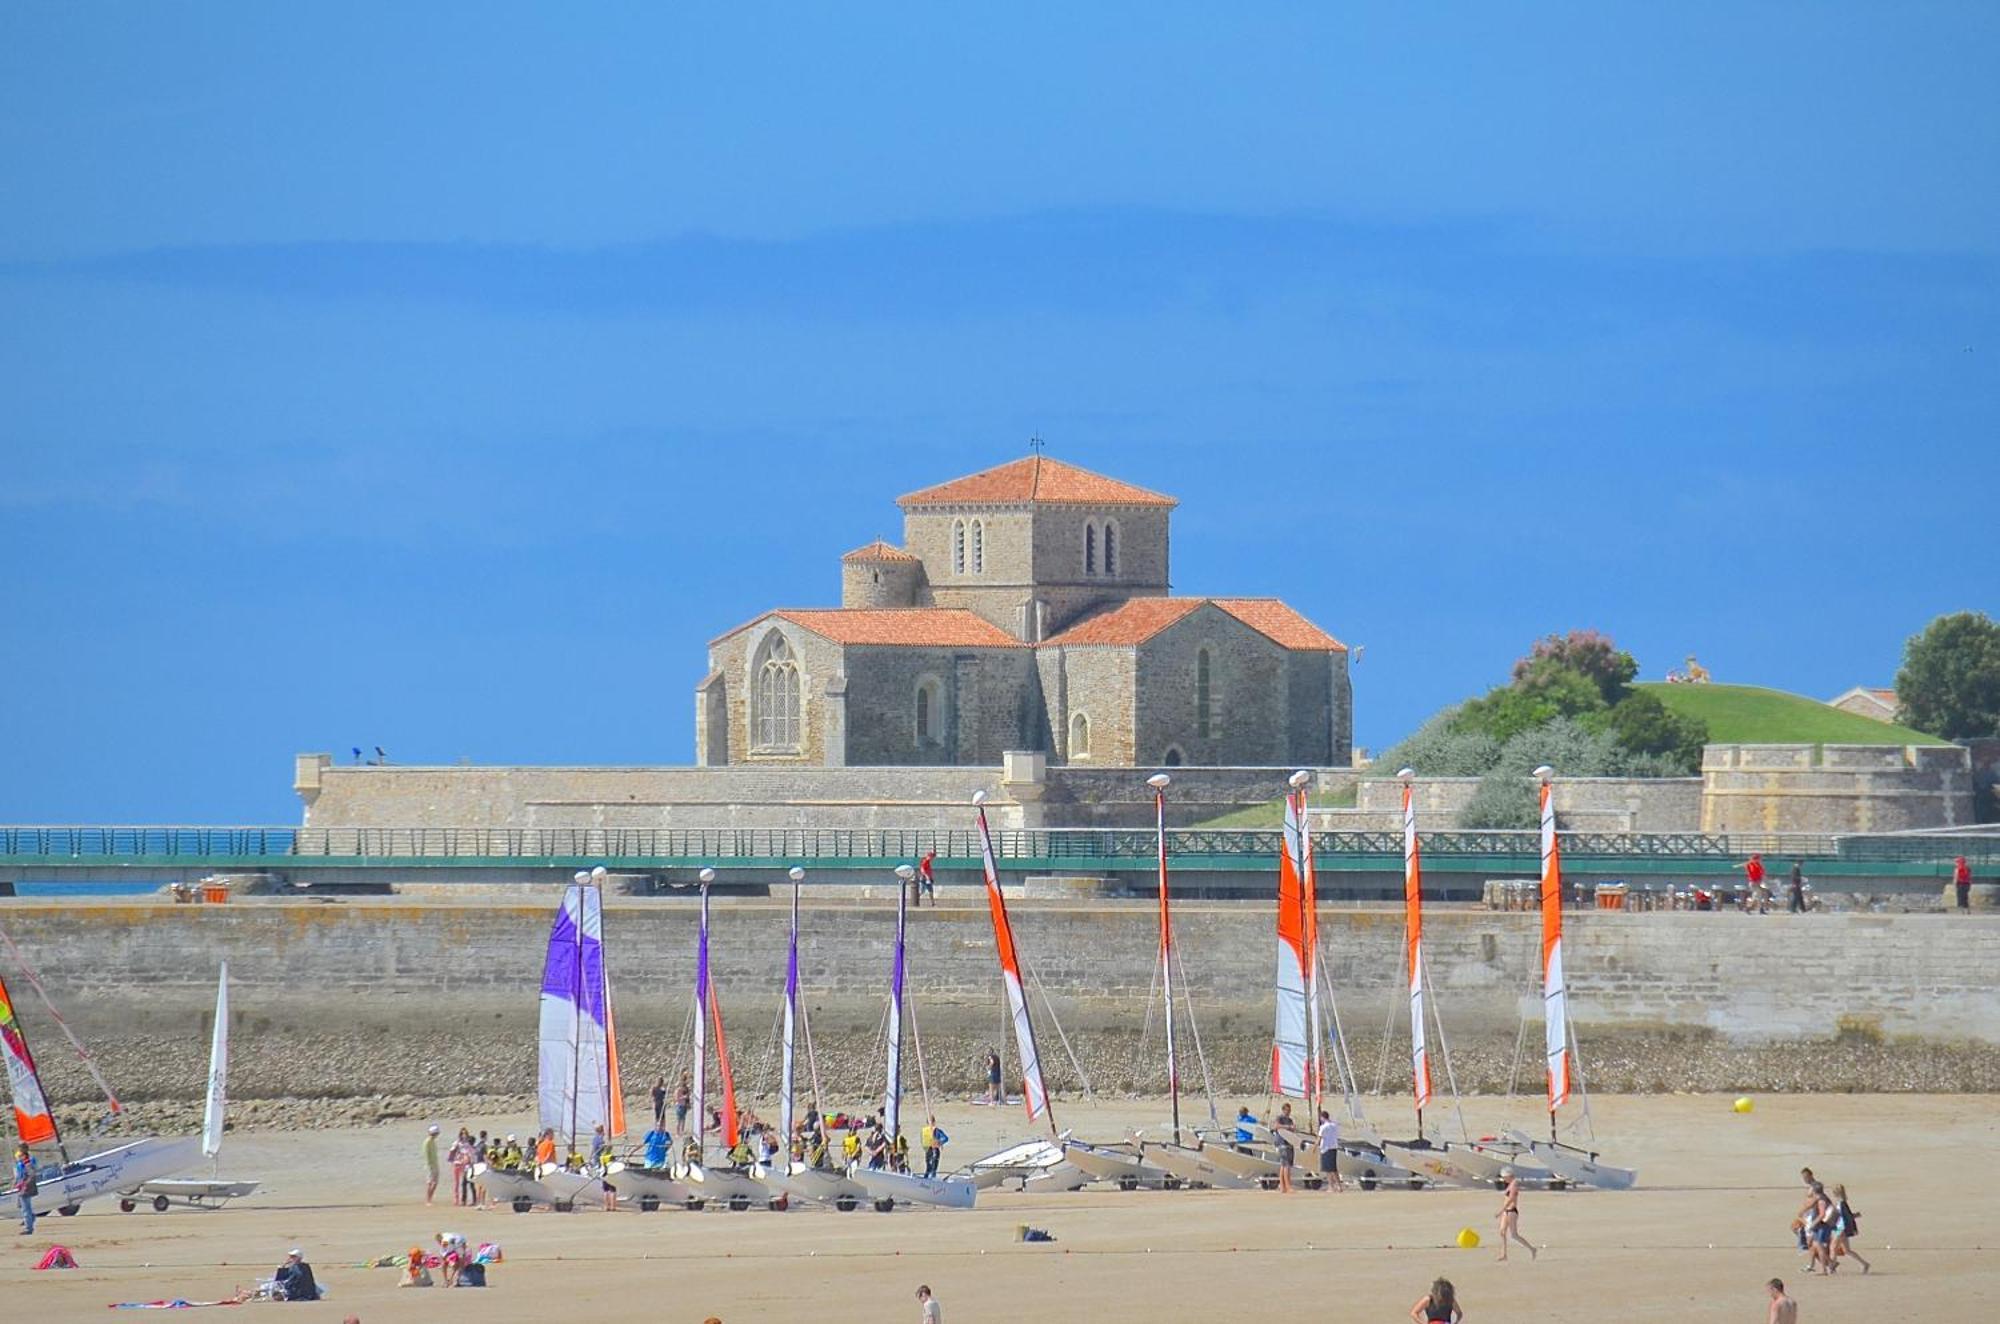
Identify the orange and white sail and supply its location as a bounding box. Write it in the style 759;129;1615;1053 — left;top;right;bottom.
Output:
974;798;1051;1126
1272;787;1313;1099
1403;778;1432;1113
0;972;58;1147
711;983;740;1152
1539;777;1570;1113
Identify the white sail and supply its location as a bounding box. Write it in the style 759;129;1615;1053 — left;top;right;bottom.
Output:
691;882;710;1161
780;877;799;1151
537;884;616;1148
201;963;228;1159
884;879;908;1140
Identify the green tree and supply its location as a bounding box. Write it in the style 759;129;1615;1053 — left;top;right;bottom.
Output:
1895;611;2000;739
1511;629;1638;705
1603;690;1709;772
1458;664;1605;743
1372;710;1503;778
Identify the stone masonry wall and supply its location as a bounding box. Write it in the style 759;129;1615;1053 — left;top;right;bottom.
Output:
1344;777;1704;832
1701;743;1975;833
7;902;1997;1108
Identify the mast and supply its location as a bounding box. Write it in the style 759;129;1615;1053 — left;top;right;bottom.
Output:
973;790;1055;1136
781;867;803;1159
591;864;624;1143
1400;769;1433;1141
1296;771;1323;1119
567;871;586;1154
1149;772;1180;1145
886;863;914;1143
691;867;714;1165
0;971;64;1161
1537;765;1570;1142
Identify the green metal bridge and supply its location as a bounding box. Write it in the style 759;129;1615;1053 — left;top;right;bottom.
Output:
0;824;1990;887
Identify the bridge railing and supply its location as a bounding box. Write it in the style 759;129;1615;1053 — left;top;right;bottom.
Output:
1;824;1991;865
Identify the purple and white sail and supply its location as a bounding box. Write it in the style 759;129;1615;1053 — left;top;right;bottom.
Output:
537;882;618;1149
884;878;908;1141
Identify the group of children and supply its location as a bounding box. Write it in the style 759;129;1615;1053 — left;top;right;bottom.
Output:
1789;1167;1869;1275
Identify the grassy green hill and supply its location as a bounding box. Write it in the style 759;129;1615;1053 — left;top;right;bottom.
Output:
1638;682;1945;746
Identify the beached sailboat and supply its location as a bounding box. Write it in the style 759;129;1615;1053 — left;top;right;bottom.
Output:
1501;769;1637;1190
847;865;976;1211
121;963;261;1212
672;868;773;1211
479;870;624;1212
1;952;200;1219
759;867;869;1211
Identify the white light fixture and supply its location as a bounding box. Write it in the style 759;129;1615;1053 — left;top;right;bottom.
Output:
788;867;806;882
573;870;590;885
698;867;716;884
1533;764;1555;783
1288;769;1312;789
894;864;916;881
971;789;988;806
1146;773;1172;790
1396;767;1415;784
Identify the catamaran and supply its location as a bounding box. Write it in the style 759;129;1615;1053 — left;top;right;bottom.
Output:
479;870;625;1212
669;868;774;1211
846;864;976;1211
758;868;870;1212
121;962;261;1212
1;940;200;1218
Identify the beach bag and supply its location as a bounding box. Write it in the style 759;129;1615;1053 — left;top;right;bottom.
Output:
932;1128;949;1147
458;1262;487;1288
17;1172;37;1198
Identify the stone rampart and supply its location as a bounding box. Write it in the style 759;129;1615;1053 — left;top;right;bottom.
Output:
1339;776;1702;832
6;900;1996;1107
1702;743;1975;833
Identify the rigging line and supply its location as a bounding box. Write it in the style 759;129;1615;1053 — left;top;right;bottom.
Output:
753;1001;785;1102
1567;1015;1596;1143
1168;939;1218;1124
0;922;123;1116
1504;926;1538;1114
905;980;934;1119
1022;954;1094;1098
1315;955;1362;1123
799;995;826;1118
1421;948;1471;1147
1371;973;1398;1101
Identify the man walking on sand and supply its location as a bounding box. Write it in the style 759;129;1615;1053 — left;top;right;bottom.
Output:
1765;1278;1797;1323
916;1284;942;1323
918;850;937;906
1788;862;1807;914
1315;1110;1344;1192
1955;856;1972;911
422;1125;441;1205
1743;852;1770;913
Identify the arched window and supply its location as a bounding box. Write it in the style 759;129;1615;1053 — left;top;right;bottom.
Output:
1103;521;1118;577
751;631;801;752
1196;648;1213;739
916;686;930;743
971;519;984;575
952;519;966;575
1069;711;1091;759
1084;523;1097;576
1162;745;1184;767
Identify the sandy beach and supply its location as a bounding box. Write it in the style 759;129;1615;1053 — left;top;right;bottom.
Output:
5;1092;1993;1322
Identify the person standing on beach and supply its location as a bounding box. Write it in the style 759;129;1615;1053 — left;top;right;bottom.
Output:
674;1071;692;1133
984;1048;1003;1104
1788;862;1807;914
1409;1277;1462;1322
1495;1169;1537;1261
1955;856;1973;911
447;1129;471;1207
1315;1110;1344;1193
1765;1278;1797;1323
1743;853;1769;912
915;1284;942;1323
652;1075;669;1128
422;1125;441;1205
13;1143;36;1236
1271;1107;1297;1192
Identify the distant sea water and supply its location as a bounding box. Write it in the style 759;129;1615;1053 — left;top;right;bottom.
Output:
13;881;167;897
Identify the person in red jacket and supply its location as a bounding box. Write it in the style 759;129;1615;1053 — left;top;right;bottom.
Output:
1743;852;1770;913
917;850;937;906
1955;856;1973;911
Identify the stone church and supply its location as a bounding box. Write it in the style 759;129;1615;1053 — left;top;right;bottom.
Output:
696;455;1351;768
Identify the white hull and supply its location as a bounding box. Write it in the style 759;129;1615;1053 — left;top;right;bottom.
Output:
1331;1145;1424;1189
477;1165;557;1209
965;1138;1070;1190
119;1178;260;1211
1381;1143;1491;1188
681;1164;775;1209
848;1165;976;1210
1063;1140;1172;1188
1194;1142;1282;1184
538;1165;609;1206
1505;1132;1638;1190
1141;1141;1257;1190
764;1163;870;1209
615;1166;693;1208
29;1137;202;1215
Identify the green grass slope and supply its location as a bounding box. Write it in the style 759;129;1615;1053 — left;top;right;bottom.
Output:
1637;682;1945;746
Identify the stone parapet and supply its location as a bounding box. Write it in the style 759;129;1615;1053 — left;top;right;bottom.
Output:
1701;743;1974;834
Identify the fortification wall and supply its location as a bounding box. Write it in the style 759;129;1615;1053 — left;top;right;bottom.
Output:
1338;777;1703;832
6;901;1996;1108
1701;743;1975;833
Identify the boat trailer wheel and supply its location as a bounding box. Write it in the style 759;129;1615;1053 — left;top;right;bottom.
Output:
152;1196;171;1212
58;1203;81;1217
1117;1177;1139;1192
553;1200;574;1213
767;1195;788;1212
873;1197;896;1213
511;1197;533;1214
638;1195;660;1213
685;1197;705;1211
727;1195;752;1212
834;1195;859;1212
119;1199;136;1214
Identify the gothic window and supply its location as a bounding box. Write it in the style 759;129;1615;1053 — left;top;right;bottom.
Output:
1196;648;1213;738
1069;711;1091;759
1103;520;1118;577
751;631;801;752
1084;523;1097;576
971;519;985;575
1163;745;1185;766
953;520;967;575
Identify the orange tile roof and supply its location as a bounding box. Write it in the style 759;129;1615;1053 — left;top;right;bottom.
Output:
1039;597;1206;645
1041;596;1345;651
716;608;1024;648
898;455;1177;509
840;539;922;563
1869;688;1897;704
1211;598;1347;651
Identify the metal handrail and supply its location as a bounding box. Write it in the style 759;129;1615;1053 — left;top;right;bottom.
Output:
0;824;1990;865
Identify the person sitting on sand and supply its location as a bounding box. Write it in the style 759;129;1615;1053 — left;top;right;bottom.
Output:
438;1233;465;1287
1495;1170;1538;1262
274;1247;321;1301
1410;1276;1462;1322
1766;1278;1797;1324
399;1246;433;1288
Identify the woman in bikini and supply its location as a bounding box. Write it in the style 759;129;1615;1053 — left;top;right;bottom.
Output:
1409;1277;1463;1322
1496;1169;1538;1261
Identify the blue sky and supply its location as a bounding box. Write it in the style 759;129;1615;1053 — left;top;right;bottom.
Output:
2;3;1995;822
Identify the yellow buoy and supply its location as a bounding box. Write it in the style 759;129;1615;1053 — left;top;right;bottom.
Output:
1733;1097;1754;1114
1456;1227;1481;1249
